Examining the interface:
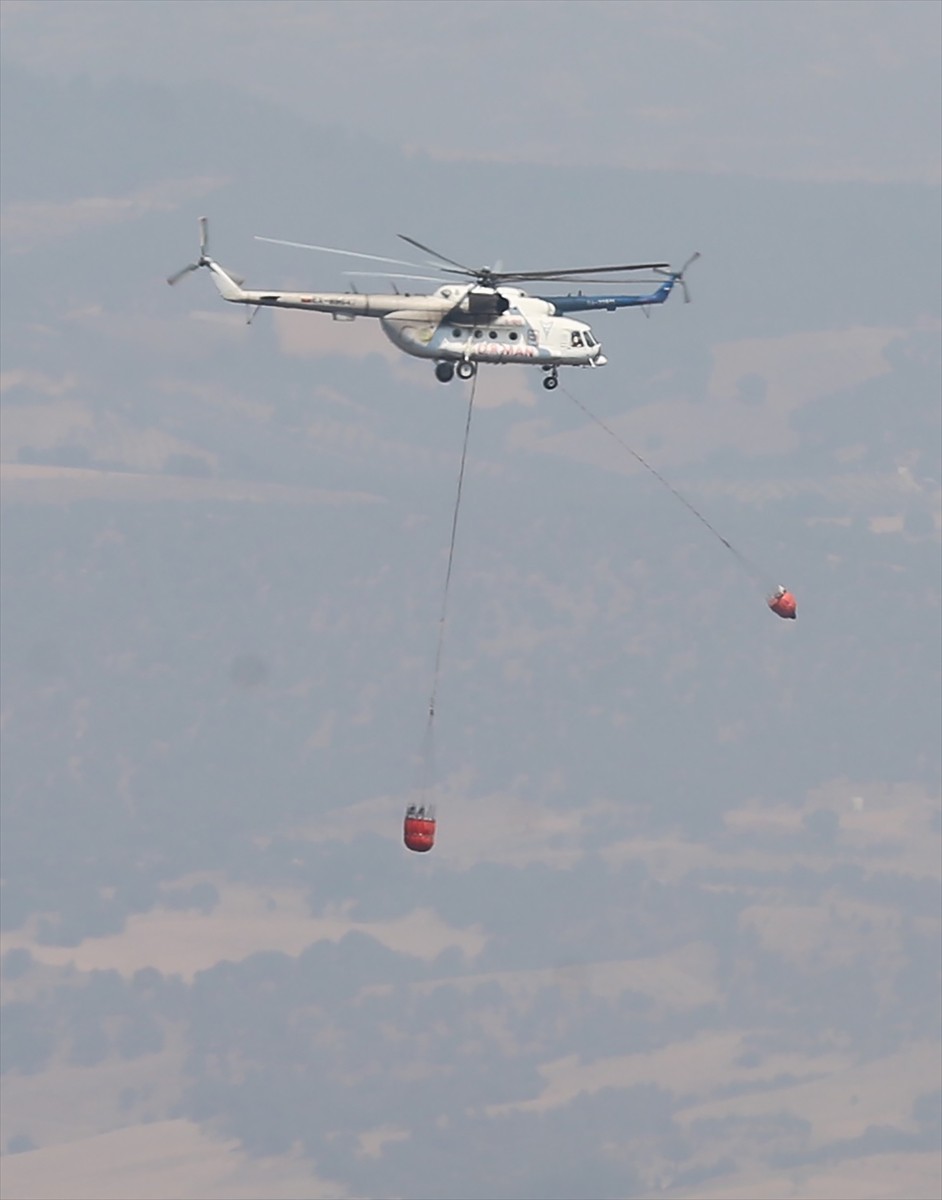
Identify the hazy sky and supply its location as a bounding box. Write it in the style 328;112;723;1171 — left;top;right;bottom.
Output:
1;5;940;1200
2;0;939;184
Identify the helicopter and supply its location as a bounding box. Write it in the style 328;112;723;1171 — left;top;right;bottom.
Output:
168;219;698;390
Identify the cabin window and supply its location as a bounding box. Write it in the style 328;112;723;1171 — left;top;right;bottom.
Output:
489;330;498;339
473;329;483;339
452;329;462;337
508;331;519;341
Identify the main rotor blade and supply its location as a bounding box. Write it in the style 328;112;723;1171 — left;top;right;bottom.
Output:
343;271;451;283
396;234;476;274
654;251;702;277
527;277;665;286
405;266;667;288
497;262;670;282
255;236;425;270
432;265;485;280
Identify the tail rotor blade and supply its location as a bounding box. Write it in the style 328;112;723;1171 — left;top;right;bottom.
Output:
681;251;700;301
681;250;696;300
167;262;199;286
655;251;700;302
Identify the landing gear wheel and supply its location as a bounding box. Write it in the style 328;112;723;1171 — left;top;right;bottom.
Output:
542;372;559;391
435;362;455;383
456;360;476;380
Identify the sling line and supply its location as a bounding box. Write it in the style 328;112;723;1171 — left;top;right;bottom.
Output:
419;372;478;796
560;382;770;584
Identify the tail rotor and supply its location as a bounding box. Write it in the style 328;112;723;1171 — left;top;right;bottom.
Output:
656;251;700;303
166;216;211;286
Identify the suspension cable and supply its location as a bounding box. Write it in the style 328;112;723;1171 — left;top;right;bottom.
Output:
418;373;478;796
560;382;772;585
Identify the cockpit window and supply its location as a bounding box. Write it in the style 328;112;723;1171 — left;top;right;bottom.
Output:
584;332;596;347
570;331;584;348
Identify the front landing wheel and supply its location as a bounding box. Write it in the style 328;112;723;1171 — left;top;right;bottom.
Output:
435;362;455;383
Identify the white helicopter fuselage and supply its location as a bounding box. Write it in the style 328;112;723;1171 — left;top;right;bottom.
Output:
380;289;606;368
203;264;605;371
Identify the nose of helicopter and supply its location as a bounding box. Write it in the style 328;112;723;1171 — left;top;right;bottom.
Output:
588;338;606;366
